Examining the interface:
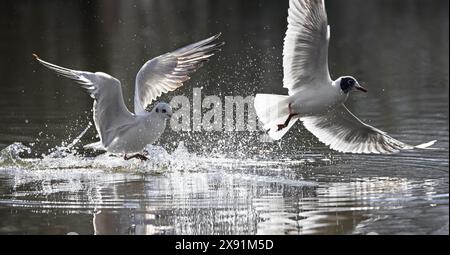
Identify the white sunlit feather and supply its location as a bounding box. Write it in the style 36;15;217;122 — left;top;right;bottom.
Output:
254;0;437;154
134;33;224;115
283;0;331;95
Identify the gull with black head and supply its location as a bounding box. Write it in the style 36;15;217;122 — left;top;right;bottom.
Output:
254;0;435;154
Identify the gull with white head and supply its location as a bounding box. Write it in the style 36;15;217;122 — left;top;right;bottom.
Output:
254;0;436;154
34;33;224;160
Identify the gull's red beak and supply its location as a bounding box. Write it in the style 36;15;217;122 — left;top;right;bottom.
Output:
356;84;368;93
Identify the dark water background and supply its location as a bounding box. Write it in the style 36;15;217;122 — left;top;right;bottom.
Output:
0;0;448;234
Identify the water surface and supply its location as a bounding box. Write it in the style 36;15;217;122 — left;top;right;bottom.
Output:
0;0;448;235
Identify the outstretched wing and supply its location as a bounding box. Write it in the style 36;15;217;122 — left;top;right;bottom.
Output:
283;0;331;95
33;54;134;148
300;105;437;154
134;33;224;115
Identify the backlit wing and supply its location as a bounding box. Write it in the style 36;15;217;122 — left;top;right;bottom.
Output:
34;54;134;148
283;0;332;95
300;105;436;154
134;34;224;115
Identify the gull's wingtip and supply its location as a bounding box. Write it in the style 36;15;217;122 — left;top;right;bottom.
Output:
211;32;222;40
415;140;438;149
216;41;226;48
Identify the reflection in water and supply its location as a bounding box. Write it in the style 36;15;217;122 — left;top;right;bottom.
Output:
0;0;449;235
0;143;448;234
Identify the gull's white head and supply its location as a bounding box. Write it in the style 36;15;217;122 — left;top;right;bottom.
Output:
338;76;368;94
152;102;173;119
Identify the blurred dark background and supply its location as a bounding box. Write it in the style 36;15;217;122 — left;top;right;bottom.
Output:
0;0;448;235
0;0;448;155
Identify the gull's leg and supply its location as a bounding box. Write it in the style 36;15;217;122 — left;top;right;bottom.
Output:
124;154;148;161
277;103;298;131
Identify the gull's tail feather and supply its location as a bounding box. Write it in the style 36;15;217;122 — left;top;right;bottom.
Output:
254;94;298;140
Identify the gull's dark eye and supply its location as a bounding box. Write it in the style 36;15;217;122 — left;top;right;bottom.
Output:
348;79;355;85
156;108;159;113
162;109;166;113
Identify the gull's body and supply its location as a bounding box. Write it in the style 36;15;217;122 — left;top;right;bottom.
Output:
290;79;344;115
35;34;224;156
86;104;169;154
254;0;436;154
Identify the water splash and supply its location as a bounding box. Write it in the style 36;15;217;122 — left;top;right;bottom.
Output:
168;141;200;171
0;138;332;174
47;122;93;158
0;142;33;169
0;119;332;191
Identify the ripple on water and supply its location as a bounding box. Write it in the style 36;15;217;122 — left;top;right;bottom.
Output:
0;138;448;234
